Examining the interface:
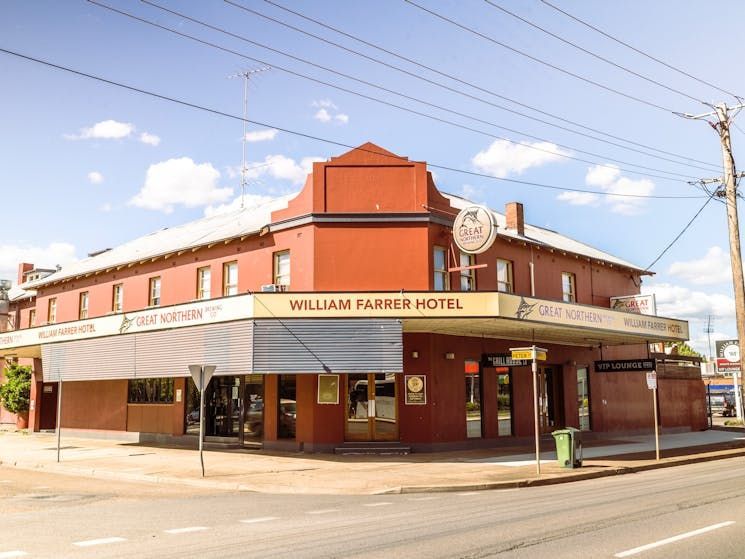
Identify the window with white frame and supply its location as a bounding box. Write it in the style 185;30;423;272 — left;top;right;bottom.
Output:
460;252;476;291
274;251;290;288
149;277;161;307
79;291;89;320
562;272;576;303
48;298;57;324
433;246;449;291
497;259;513;293
223;261;238;296
112;283;123;313
197;267;211;300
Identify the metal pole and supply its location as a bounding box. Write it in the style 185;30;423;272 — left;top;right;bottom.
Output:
532;353;541;476
653;386;660;461
734;371;744;422
199;370;205;478
707;383;713;428
56;377;63;463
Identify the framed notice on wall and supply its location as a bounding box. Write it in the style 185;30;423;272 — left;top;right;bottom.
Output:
317;374;340;405
405;374;427;405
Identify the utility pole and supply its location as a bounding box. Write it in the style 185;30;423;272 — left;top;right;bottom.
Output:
680;102;745;376
704;314;714;363
229;67;270;209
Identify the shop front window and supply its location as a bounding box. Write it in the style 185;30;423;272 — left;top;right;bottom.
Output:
577;367;591;431
465;361;482;439
278;375;297;439
497;372;512;436
128;378;174;404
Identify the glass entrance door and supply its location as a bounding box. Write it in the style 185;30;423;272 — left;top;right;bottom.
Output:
242;374;264;445
345;373;398;441
206;376;240;438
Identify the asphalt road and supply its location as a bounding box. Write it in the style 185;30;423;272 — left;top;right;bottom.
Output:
3;457;745;558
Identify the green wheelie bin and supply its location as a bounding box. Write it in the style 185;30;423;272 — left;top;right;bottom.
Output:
552;427;582;468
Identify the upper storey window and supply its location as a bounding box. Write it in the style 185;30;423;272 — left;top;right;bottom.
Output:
47;298;57;324
149;277;161;307
497;259;513;293
112;284;123;313
223;262;238;296
562;272;576;303
274;251;290;289
197;267;211;300
433;247;449;291
460;252;476;291
79;291;89;320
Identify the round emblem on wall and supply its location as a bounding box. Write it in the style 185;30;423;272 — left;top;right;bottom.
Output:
452;205;497;254
407;376;424;393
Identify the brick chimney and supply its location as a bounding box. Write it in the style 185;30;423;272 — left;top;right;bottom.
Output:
17;263;33;285
505;202;525;236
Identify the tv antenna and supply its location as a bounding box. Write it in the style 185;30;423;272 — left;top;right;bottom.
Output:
229;66;271;208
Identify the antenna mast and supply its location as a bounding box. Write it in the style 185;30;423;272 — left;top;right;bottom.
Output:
229;67;270;209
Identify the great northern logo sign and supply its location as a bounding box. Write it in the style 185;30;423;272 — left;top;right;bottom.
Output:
453;205;497;254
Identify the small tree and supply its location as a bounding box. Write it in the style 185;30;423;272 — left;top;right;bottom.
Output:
0;363;32;415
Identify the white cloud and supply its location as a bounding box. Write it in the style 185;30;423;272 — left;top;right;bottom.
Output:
314;108;332;123
460;184;485;202
139;132;161;146
642;282;735;320
244;129;278;142
99;202;113;213
583;164;654;215
241;154;325;186
129;157;232;214
556;191;599;206
65;119;134;140
312;100;348;125
87;171;104;184
667;246;732;285
204;193;276;217
471;139;571;178
0;242;77;284
312;99;337;109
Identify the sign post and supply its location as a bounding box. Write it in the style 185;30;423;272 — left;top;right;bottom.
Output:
716;339;743;420
56;375;63;463
646;371;660;461
188;364;216;478
511;345;547;476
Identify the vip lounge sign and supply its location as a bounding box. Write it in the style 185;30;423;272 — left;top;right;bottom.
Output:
595;359;655;373
452;205;497;254
716;339;741;373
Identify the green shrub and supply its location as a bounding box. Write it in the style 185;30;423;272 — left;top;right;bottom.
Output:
0;364;32;415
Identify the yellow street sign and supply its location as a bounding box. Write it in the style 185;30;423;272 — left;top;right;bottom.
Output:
511;349;547;361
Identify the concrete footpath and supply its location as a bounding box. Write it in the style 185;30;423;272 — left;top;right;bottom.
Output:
1;429;745;495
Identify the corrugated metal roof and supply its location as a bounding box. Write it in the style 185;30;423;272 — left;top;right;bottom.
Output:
23;194;296;289
23;189;644;289
443;193;645;272
8;286;34;302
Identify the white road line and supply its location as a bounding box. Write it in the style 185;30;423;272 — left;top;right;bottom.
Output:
306;509;340;515
0;551;28;559
614;521;735;558
32;486;50;490
73;537;127;547
456;492;480;496
239;517;279;524
408;496;439;501
164;527;209;534
363;502;393;507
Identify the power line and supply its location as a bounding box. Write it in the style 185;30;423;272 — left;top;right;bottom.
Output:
644;193;716;271
403;0;679;114
483;0;706;105
261;0;719;170
539;0;741;101
0;46;707;201
106;0;699;183
227;0;722;173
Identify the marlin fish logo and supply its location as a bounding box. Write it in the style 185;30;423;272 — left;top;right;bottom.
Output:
515;297;537;320
461;208;482;228
119;314;134;334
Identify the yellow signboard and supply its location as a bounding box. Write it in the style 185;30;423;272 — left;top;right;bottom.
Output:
511;349;547;361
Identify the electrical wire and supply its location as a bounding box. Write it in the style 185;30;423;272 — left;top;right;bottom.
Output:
225;0;722;173
102;0;699;183
483;0;707;105
0;46;708;201
261;0;719;170
403;0;679;114
644;193;717;271
539;0;741;101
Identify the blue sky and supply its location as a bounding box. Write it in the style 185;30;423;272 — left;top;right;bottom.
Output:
2;0;744;356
